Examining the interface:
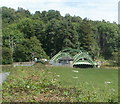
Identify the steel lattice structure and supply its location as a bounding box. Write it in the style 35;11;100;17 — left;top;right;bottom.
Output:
50;48;97;67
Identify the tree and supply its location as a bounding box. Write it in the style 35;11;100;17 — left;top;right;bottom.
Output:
2;7;16;27
17;18;35;38
3;24;24;48
2;6;119;63
2;24;25;62
41;19;62;56
2;47;12;64
97;22;119;59
41;10;61;22
61;20;79;50
33;20;45;40
33;11;42;20
16;7;31;18
14;36;48;62
77;20;93;53
71;16;82;23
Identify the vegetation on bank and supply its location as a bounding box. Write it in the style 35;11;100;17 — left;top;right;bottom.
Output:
1;7;120;65
2;64;118;102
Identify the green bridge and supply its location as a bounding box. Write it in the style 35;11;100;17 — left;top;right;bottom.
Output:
50;48;98;68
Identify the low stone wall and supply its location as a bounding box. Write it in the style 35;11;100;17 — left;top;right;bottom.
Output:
13;62;35;67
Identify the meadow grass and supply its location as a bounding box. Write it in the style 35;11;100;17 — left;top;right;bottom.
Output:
49;66;118;89
49;66;118;102
2;64;118;102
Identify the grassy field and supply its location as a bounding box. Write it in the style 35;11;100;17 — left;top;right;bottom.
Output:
49;66;118;102
50;66;118;88
2;64;118;102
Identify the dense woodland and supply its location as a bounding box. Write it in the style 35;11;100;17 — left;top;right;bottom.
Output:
1;7;120;64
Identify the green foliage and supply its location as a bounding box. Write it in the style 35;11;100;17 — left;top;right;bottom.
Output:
2;7;16;26
2;65;60;102
2;47;12;64
16;7;31;18
41;10;61;22
111;52;120;66
62;20;79;50
97;22;119;59
2;6;119;63
2;24;24;47
14;36;48;62
2;7;31;27
46;10;61;21
17;18;35;38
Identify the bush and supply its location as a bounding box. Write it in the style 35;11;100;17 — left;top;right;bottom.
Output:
111;52;119;66
2;47;13;64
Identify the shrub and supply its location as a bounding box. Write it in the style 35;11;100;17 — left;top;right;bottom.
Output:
2;47;13;64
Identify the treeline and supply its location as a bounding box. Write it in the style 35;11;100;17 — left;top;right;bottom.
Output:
1;7;120;64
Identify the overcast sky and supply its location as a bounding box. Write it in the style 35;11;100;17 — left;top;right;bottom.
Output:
1;0;119;23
